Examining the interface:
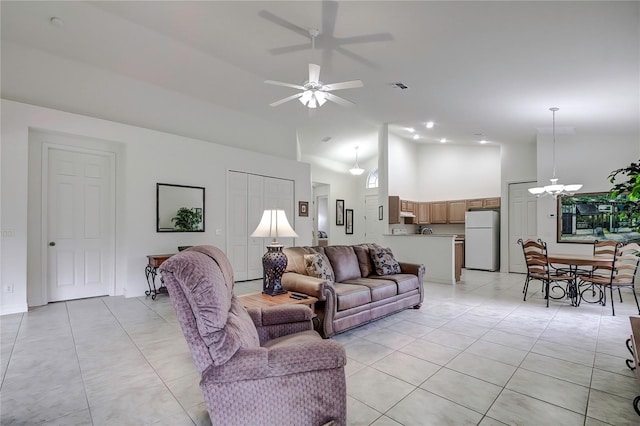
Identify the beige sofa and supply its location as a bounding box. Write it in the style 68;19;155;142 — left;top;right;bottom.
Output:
282;244;425;338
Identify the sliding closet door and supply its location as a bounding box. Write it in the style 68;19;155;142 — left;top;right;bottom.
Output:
228;171;295;281
228;171;248;281
247;175;265;280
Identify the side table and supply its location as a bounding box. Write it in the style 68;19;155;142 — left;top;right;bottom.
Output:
238;291;319;330
145;254;174;300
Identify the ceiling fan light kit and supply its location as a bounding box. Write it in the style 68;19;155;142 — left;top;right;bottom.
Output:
528;108;583;198
266;63;362;109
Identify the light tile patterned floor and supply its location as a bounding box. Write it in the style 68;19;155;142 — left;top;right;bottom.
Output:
2;270;640;425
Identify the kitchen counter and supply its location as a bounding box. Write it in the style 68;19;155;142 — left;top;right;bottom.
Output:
383;234;460;285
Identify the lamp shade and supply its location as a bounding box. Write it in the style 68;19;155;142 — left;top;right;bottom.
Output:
250;210;298;242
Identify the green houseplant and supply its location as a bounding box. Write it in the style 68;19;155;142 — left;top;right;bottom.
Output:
171;207;202;231
610;160;640;214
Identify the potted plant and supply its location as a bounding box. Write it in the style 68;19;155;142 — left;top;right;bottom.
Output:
171;207;202;231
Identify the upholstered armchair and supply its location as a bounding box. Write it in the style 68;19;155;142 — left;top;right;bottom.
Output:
159;245;347;426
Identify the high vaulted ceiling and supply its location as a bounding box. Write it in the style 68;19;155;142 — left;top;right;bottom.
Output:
1;1;638;166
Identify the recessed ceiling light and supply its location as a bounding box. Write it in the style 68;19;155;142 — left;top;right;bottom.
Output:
425;121;434;129
321;136;332;142
413;134;419;140
440;138;447;143
406;127;415;133
480;139;488;144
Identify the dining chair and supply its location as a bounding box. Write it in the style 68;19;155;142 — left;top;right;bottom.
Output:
580;240;621;304
579;242;640;316
518;238;577;307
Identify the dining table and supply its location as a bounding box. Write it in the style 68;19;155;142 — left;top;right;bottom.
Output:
547;252;615;305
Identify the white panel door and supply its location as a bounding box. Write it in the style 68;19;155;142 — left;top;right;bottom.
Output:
228;171;248;281
365;195;380;243
264;177;295;248
47;147;114;301
247;174;265;280
509;181;538;273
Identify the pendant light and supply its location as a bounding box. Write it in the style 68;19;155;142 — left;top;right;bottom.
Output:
349;146;365;175
528;108;582;198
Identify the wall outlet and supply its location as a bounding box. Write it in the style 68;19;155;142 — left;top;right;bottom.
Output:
5;284;14;293
215;229;222;235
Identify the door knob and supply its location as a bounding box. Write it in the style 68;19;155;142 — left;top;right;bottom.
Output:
49;242;56;246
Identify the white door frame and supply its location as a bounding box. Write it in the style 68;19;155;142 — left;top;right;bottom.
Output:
41;143;116;303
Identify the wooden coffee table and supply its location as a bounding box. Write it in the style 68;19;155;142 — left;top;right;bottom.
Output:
238;291;317;311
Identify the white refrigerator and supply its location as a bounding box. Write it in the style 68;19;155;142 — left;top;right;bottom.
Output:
465;210;500;271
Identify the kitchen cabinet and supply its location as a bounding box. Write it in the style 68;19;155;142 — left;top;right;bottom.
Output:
431;202;448;223
483;197;501;208
455;241;463;281
388;196;401;224
417;202;430;224
448;201;467;223
467;197;501;210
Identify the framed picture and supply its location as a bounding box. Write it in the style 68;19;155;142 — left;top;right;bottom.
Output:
298;201;309;217
336;199;345;226
379;205;383;221
346;209;354;234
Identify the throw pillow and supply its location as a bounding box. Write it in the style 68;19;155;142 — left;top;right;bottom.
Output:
304;253;335;282
370;247;402;276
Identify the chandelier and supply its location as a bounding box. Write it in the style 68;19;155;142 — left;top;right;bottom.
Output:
528;108;582;198
349;146;364;175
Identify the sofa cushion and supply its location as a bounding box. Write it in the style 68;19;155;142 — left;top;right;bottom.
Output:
304;252;335;282
334;283;372;311
325;246;362;282
284;246;318;275
342;277;398;302
370;247;402;276
353;245;375;277
369;274;420;294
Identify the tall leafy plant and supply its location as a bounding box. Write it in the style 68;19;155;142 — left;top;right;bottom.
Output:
609;159;640;217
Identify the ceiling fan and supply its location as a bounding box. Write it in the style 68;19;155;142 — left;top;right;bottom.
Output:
265;62;363;108
259;0;392;70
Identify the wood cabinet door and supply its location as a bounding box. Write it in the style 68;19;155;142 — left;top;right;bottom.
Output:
483;197;501;208
417;202;430;224
389;196;401;224
431;202;448;223
400;199;408;212
448;200;467;223
466;199;484;209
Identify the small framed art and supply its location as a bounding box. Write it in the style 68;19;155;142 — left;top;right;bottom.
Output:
345;209;354;234
336;199;345;226
299;201;309;217
379;205;383;220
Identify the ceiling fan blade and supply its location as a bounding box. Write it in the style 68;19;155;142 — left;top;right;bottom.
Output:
258;10;309;38
322;80;363;91
325;92;355;107
336;32;394;45
309;64;321;83
268;43;312;56
322;0;338;37
264;80;305;90
270;92;303;107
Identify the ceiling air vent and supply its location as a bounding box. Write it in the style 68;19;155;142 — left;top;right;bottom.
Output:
393;82;408;89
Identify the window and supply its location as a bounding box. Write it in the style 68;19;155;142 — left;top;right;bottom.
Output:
366;168;378;189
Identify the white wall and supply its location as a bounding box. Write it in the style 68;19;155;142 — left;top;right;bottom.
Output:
1;99;312;314
388;133;418;200
417;143;501;201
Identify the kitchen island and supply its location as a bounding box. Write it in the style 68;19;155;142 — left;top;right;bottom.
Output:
383;234;462;285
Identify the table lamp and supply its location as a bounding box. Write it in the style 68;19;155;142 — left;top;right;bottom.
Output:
251;209;299;296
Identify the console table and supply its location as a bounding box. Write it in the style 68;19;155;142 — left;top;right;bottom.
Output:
145;254;174;300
